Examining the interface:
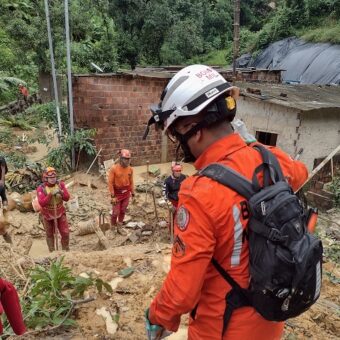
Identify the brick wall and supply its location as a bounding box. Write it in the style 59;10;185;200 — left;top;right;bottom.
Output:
73;74;177;166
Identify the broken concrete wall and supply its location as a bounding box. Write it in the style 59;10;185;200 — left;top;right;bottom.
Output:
297;108;340;170
237;96;299;157
72;74;177;166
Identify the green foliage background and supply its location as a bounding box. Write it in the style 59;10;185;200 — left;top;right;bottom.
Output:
1;0;339;102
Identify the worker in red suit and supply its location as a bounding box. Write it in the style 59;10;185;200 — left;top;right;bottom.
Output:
37;167;70;251
0;278;26;335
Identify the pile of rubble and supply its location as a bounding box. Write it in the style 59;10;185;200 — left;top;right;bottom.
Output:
6;163;44;194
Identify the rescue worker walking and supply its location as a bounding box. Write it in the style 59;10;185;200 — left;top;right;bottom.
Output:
37;167;70;252
162;163;186;209
108;149;134;234
143;65;308;339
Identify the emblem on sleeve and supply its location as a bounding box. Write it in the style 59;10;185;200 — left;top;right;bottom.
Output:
176;205;190;231
172;235;186;258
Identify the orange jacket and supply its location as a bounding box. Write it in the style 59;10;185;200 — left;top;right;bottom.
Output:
108;163;134;198
149;133;308;340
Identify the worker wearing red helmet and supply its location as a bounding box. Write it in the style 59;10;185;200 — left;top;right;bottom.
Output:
108;149;134;234
162;163;186;209
36;167;70;251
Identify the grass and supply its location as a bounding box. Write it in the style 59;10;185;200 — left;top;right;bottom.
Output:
297;21;340;44
189;48;232;66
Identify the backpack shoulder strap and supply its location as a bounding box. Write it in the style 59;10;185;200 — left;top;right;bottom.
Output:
199;163;255;200
253;144;284;182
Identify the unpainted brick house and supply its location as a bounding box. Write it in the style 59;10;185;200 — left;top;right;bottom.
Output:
72;67;282;166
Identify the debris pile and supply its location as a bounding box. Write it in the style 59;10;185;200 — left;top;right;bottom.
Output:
6;163;44;193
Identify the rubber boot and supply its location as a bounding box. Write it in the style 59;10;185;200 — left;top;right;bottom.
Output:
116;222;127;236
46;237;55;252
61;235;70;251
3;232;12;244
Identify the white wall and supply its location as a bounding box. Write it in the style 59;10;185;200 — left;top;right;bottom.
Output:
297;109;340;170
237;96;300;157
237;96;340;170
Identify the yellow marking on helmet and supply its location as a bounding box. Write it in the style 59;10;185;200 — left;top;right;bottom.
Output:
226;96;236;110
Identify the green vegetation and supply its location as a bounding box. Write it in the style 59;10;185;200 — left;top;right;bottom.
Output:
2;257;112;336
329;176;340;207
1;0;339;103
300;22;340;44
47;128;96;173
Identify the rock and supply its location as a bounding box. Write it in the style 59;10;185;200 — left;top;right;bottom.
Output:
109;277;124;290
142;205;154;215
126;222;138;229
79;272;90;278
124;214;132;223
158;220;168;228
95;307;118;335
137;221;145;228
128;231;140;243
158;199;167;207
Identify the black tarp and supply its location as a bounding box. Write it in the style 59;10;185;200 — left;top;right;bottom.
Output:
240;37;340;85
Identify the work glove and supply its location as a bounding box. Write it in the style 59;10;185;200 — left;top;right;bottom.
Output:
51;187;61;196
111;196;118;205
145;308;172;340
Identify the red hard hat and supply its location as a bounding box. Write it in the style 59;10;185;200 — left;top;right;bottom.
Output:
120;149;131;158
42;166;57;181
172;164;182;172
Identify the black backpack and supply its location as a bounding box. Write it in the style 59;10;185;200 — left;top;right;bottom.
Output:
199;144;323;336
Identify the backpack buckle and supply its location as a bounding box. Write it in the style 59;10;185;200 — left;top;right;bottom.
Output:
268;228;285;242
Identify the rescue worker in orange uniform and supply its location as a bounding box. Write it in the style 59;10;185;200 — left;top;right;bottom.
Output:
143;65;308;340
108;149;134;234
37;167;70;252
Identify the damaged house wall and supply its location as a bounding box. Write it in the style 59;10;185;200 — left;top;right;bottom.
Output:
237;97;340;170
237;96;299;157
297;109;340;170
72;74;176;166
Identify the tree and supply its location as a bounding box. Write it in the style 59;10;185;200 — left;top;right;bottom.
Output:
109;0;147;69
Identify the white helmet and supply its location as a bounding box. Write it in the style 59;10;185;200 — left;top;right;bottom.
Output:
143;64;238;139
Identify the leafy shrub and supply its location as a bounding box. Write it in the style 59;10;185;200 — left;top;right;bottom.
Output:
26;102;70;135
46;129;96;173
329;176;340;206
2;257;112;334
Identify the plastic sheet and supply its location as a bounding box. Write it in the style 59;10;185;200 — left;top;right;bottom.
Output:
240;37;340;85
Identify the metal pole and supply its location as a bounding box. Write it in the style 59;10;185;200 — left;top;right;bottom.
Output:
44;0;63;142
232;0;240;79
64;0;75;169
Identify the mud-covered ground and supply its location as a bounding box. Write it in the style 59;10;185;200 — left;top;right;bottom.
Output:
1;171;339;340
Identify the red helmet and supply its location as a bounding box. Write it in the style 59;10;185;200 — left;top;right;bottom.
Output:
172;164;182;172
42;167;57;182
120;149;131;159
